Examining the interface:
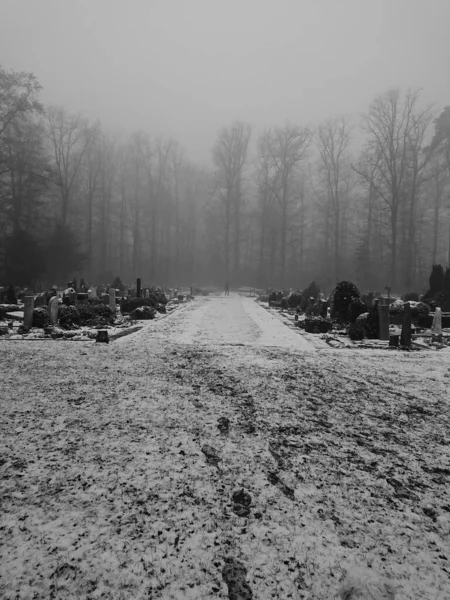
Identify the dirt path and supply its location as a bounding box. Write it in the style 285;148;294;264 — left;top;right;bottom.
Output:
1;296;449;599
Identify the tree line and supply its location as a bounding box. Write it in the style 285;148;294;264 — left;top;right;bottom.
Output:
1;64;449;293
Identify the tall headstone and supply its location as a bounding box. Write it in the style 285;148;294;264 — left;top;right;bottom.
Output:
24;296;34;329
87;288;94;300
400;303;412;348
109;288;116;312
145;289;150;299
137;278;141;299
431;306;443;343
48;296;59;325
378;299;390;341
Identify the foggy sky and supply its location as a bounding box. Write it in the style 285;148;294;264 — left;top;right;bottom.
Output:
1;0;449;164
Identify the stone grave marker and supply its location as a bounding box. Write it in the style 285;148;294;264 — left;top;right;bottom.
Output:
109;288;116;312
136;278;141;298
48;296;59;325
400;302;412;347
378;298;390;341
96;330;109;343
23;296;34;329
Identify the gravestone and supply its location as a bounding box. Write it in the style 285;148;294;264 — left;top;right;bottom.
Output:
24;296;34;329
87;288;94;300
400;303;412;348
145;289;150;299
136;278;141;299
48;296;59;325
109;288;116;312
431;306;443;343
378;299;390;341
96;330;109;343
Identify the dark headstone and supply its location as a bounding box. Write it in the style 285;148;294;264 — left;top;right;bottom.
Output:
95;330;109;344
137;278;141;298
400;303;412;348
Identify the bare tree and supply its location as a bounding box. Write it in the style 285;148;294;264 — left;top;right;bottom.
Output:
354;89;434;288
46;106;91;226
212;121;251;283
262;124;313;288
317;117;353;281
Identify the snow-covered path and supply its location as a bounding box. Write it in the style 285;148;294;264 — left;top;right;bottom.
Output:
149;294;314;350
1;296;449;599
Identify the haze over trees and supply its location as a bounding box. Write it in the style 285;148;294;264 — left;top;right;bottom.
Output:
1;64;449;293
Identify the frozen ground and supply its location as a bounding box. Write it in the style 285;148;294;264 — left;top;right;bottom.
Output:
1;294;449;599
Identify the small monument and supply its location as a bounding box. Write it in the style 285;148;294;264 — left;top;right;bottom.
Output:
136;278;141;298
378;298;390;341
96;330;109;343
400;302;412;348
48;296;59;325
431;306;443;343
109;288;116;312
23;296;34;329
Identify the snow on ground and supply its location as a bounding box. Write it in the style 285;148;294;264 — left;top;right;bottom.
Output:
1;294;449;599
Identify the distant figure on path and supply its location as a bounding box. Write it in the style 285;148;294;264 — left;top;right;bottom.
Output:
224;280;230;296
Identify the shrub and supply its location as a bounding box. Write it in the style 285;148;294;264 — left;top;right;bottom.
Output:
303;281;320;301
77;303;95;325
111;276;125;291
429;264;444;295
348;322;365;340
93;304;114;323
121;297;154;313
4;285;18;304
390;301;430;320
88;297;103;306
130;306;156;320
58;305;81;328
288;292;302;308
331;281;360;321
32;307;50;328
280;297;289;309
364;304;380;339
0;306;7;321
348;298;369;323
403;291;420;302
304;316;332;333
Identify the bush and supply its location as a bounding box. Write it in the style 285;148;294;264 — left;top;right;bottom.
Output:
288;292;302;308
390;301;430;320
403;291;420;302
348;322;365;340
364;304;380;339
348;298;369;323
121;297;153;313
93;304;114;323
304;316;332;333
32;307;50;328
58;305;81;328
280;297;289;309
111;276;125;291
77;303;95;325
88;297;103;306
331;281;360;321
303;281;320;301
130;306;156;320
3;285;18;305
0;306;7;321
